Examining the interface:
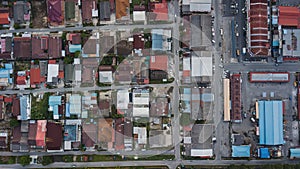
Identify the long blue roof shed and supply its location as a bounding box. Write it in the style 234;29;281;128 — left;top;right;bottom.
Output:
232;145;250;157
259;100;284;145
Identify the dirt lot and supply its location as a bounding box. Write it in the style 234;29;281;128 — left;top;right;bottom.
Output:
31;1;47;28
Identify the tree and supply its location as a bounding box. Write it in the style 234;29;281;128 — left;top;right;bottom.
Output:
9;118;20;128
41;156;53;166
19;156;30;166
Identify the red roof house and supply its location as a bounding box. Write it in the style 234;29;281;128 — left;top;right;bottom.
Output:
150;0;168;21
0;12;9;25
30;68;41;85
149;55;168;71
278;6;300;28
16;76;26;85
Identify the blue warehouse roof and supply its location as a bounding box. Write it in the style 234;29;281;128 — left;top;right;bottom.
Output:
232;145;250;157
259;100;284;145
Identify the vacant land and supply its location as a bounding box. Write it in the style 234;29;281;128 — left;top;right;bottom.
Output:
31;1;47;28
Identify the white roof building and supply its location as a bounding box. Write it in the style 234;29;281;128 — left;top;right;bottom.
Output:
99;71;113;83
191;56;212;77
47;64;59;82
132;89;149;117
133;127;147;145
133;11;146;22
117;90;129;109
69;94;82;115
191;149;213;157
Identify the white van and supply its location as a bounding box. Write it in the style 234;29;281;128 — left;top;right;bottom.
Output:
220;28;223;36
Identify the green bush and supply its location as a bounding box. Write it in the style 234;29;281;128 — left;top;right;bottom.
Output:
18;156;30;166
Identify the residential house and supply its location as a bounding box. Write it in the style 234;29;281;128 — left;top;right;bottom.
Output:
47;0;63;26
82;123;97;151
115;118;124;150
150;97;169;117
149;130;172;148
82;0;98;23
28;120;47;149
0;8;10;26
99;65;113;84
151;29;172;51
132;88;150;117
30;66;44;88
82;93;97;118
115;0;129;20
0;130;8;149
13;37;31;59
48;96;62;120
46;122;63;152
66;94;81;117
31;35;48;59
99;1;111;21
133;127;147;145
124;119;133;150
0;63;13;86
64;119;81;150
47;62;59;83
149;0;168;21
13;1;30;24
117;90;129;110
115;60;133;84
12;97;20;117
0;35;13;60
11;126;21;152
133;5;146;22
149;55;168;80
18;95;31;121
48;36;62;59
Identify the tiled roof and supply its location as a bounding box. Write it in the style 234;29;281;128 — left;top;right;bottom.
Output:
13;37;31;59
46;122;62;150
149;55;168;71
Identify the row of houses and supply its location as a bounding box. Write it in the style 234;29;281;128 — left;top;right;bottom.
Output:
0;0;172;27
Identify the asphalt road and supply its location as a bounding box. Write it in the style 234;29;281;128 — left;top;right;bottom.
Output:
171;0;181;163
0;83;175;95
224;62;300;73
3;159;300;169
0;24;173;34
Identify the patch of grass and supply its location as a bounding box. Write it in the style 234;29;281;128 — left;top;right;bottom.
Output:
180;113;193;126
90;155;122;162
31;93;51;120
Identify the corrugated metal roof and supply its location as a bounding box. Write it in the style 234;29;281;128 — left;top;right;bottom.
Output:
290;148;300;158
232;145;250;157
259;100;284;145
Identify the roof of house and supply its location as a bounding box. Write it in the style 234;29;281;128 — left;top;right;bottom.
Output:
28;123;37;146
100;1;111;21
30;68;41;85
124;119;132;137
16;76;26;85
69;33;81;45
82;0;96;23
65;1;75;21
115;118;124;150
133;34;144;49
115;0;129;19
150;0;168;21
0;9;9;25
32;36;48;59
259;100;284;145
98;118;114;143
46;122;62;150
64;64;74;82
98;100;110;110
290;148;300;158
278;6;300;28
13;37;31;59
47;0;63;24
12;97;20;117
12;126;21;144
149;55;168;71
232;145;251;157
13;1;29;24
82;123;97;147
150;97;168;117
36;120;47;147
48;36;62;59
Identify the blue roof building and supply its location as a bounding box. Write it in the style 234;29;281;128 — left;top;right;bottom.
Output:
259;148;270;158
290;148;300;158
19;95;30;120
0;63;13;86
232;145;251;157
259;100;284;145
152;29;163;50
49;96;62;120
